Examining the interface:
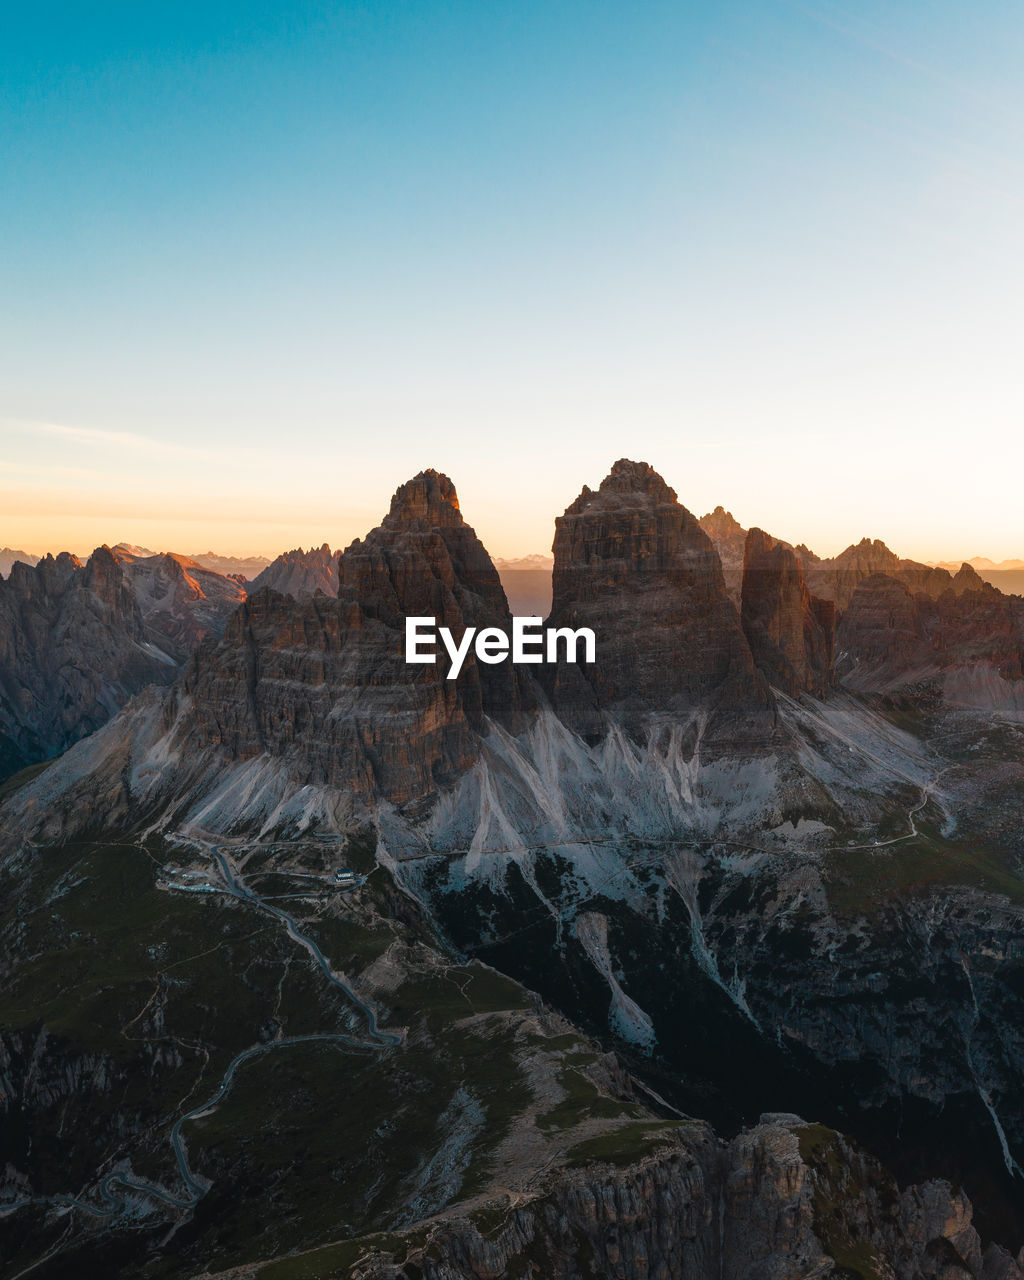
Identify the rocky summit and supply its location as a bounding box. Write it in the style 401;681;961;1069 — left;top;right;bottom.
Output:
0;546;177;777
543;459;771;742
249;542;340;598
177;470;533;811
2;460;1024;1279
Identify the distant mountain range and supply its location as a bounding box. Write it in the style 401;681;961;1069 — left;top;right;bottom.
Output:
492;552;553;569
5;542;1021;586
0;547;38;578
934;557;1024;571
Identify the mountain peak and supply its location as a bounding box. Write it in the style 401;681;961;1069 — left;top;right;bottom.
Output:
385;469;463;529
700;505;745;537
564;460;678;518
606;457;677;501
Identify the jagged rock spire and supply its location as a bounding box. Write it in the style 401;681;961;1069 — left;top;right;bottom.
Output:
544;459;771;740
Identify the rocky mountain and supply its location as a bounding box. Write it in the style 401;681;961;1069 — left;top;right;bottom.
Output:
838;566;1024;705
699;519;992;617
0;547;39;578
936;557;1024;573
249;542;339;597
3;460;1024;1276
1;821;1020;1280
174;471;531;814
542;460;771;741
190;549;272;580
111;547;247;659
801;538;956;613
361;1119;1024;1280
492;553;553;570
112;545;272;583
0;547;177;778
740;527;835;697
698;505;748;600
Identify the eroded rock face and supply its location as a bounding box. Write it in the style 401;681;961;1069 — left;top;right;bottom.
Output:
249;544;339;599
0;547;177;778
361;1118;1023;1280
112;548;247;658
340;469;530;730
699;505;748;603
837;570;1024;694
805;538;963;615
543;460;771;742
183;470;531;808
741;528;835;697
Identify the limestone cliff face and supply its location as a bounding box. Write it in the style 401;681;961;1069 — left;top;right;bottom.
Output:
543;460;772;742
112;548;247;659
340;469;530;729
741;528;835;697
183;471;531;809
361;1117;1023;1280
249;543;340;598
699;505;748;602
0;547;176;778
838;570;1024;693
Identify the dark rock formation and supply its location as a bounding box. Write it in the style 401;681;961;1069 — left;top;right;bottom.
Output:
838;569;1024;693
740;527;835;697
249;543;339;598
183;470;532;808
0;547;177;778
806;537;963;614
543;460;771;741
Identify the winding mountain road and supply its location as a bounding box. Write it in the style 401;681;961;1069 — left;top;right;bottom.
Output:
2;840;398;1240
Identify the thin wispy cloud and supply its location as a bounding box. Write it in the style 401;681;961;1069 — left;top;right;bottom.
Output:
21;421;211;460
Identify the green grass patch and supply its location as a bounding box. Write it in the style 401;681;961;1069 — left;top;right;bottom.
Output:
387;962;531;1034
823;829;1024;917
565;1121;678;1168
258;1232;409;1279
791;1122;889;1280
0;757;53;803
536;1057;639;1133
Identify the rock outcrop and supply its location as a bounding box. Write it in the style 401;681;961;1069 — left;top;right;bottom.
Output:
699;505;748;602
838;568;1024;695
361;1117;1024;1280
111;548;247;658
805;538;965;614
182;470;531;808
249;543;339;598
740;528;835;697
0;547;177;778
543;460;771;741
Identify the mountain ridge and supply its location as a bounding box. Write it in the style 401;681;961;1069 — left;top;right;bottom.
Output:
3;459;1024;1274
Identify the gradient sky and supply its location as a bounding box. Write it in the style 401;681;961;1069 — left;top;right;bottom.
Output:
2;1;1023;563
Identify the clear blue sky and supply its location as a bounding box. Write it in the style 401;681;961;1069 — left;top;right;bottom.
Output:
2;1;1022;560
